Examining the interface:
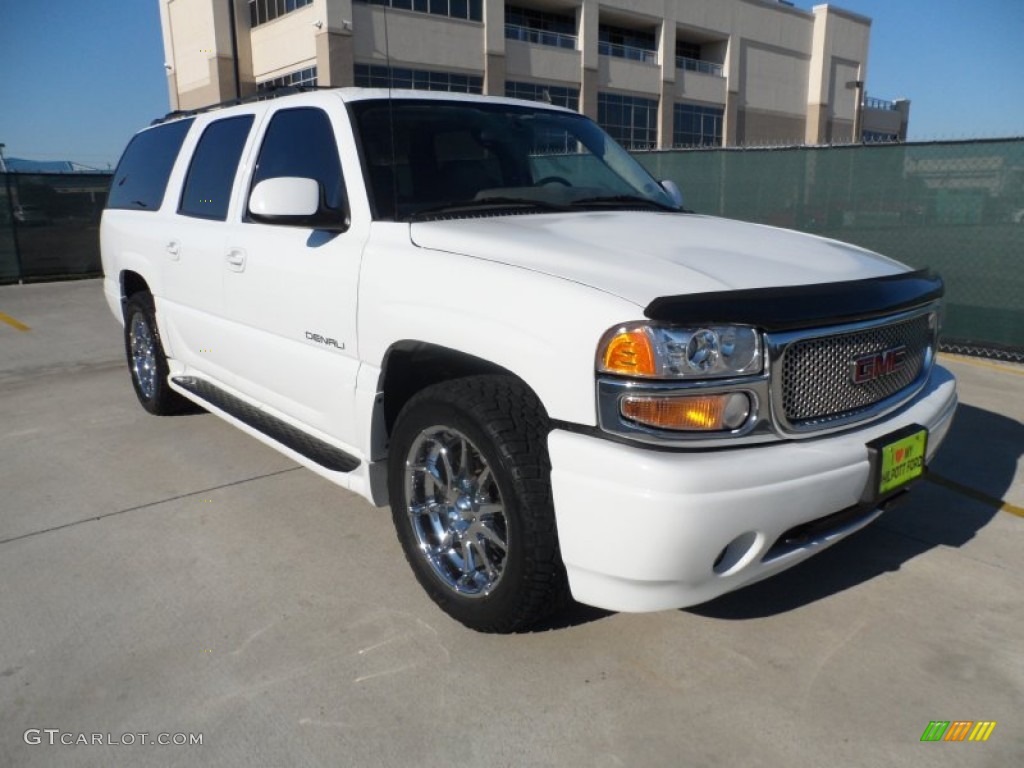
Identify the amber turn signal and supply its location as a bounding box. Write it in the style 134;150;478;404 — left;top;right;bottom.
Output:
602;330;656;376
621;393;751;432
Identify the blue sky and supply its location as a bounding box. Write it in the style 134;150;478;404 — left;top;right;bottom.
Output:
0;2;167;169
846;0;1024;140
0;0;1021;167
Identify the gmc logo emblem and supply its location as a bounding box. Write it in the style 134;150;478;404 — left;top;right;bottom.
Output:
851;345;907;384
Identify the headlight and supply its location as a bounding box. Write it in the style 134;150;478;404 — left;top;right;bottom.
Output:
598;323;763;379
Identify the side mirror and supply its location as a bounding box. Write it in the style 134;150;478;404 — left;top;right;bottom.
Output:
660;179;684;209
248;177;349;231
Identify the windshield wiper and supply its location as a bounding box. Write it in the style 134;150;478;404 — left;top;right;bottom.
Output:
568;194;679;212
408;197;569;221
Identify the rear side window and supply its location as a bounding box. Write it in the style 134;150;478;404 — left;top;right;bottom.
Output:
179;115;255;221
107;119;194;211
249;108;346;215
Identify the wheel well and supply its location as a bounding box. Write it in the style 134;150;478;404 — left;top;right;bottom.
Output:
121;271;150;304
378;342;514;442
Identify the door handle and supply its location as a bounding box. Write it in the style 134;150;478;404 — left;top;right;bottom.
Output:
166;240;180;260
225;248;247;272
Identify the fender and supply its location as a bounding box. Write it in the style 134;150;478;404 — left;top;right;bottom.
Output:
357;226;642;428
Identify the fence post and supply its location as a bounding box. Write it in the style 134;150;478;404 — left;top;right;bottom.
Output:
1;171;24;284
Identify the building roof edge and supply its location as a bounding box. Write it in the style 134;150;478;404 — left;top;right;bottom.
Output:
741;0;813;20
812;4;873;26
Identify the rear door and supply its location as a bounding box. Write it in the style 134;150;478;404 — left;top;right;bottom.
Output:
161;113;256;378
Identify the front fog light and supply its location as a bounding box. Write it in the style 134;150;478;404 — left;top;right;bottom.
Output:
621;392;751;432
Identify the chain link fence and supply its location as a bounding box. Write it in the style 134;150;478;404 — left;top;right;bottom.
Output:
635;139;1024;360
0;172;111;285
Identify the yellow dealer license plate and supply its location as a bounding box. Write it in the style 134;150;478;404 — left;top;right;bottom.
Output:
867;425;928;499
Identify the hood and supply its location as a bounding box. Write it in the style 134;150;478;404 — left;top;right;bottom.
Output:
409;211;907;308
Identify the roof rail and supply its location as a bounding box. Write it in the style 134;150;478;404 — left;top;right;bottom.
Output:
150;84;335;125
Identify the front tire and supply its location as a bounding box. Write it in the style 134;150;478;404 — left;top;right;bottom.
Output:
388;375;567;633
123;293;190;415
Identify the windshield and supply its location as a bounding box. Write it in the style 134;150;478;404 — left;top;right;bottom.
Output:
349;98;678;220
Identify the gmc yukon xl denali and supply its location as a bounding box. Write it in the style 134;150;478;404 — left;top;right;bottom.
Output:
101;89;958;632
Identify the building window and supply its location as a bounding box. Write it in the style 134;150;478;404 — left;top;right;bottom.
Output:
249;0;313;29
673;103;723;147
598;92;658;150
505;81;579;111
505;6;577;50
676;41;701;61
598;24;657;65
354;63;483;94
353;0;482;23
862;131;900;144
257;66;318;92
863;97;898;111
675;40;724;76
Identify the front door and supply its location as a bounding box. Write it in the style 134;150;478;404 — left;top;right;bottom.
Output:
219;105;368;445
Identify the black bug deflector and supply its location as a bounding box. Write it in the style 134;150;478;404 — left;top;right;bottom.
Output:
644;269;944;331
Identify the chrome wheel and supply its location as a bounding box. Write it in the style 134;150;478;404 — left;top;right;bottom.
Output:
389;376;566;632
129;312;158;401
404;426;508;598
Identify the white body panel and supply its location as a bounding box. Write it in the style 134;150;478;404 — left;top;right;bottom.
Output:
409;211;906;305
215;99;370;442
357;223;640;429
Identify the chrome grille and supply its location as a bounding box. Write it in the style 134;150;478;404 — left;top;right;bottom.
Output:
780;313;933;428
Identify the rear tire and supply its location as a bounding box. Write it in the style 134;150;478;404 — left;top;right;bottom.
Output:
388;375;567;633
123;293;191;415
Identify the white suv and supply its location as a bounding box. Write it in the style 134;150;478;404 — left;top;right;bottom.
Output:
101;88;957;632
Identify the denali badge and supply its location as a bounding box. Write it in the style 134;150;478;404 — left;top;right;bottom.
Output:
305;331;345;350
851;345;907;384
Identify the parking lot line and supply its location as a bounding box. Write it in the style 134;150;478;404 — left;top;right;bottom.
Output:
0;311;31;331
0;467;302;547
927;473;1024;518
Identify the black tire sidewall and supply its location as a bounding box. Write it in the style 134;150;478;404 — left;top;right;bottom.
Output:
389;393;539;632
123;294;177;415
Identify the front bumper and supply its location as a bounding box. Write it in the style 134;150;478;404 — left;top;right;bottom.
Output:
548;364;957;612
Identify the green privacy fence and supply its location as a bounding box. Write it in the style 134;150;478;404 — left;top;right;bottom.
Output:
634;139;1024;358
0;172;111;285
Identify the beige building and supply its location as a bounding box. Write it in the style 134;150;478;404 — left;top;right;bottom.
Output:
159;0;909;148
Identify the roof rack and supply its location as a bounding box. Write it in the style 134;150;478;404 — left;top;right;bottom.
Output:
150;84;335;125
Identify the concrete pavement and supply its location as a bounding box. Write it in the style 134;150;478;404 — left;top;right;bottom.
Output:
1;279;1021;767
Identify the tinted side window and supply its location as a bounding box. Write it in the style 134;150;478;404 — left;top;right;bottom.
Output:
179;115;254;220
107;119;194;211
250;108;345;215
